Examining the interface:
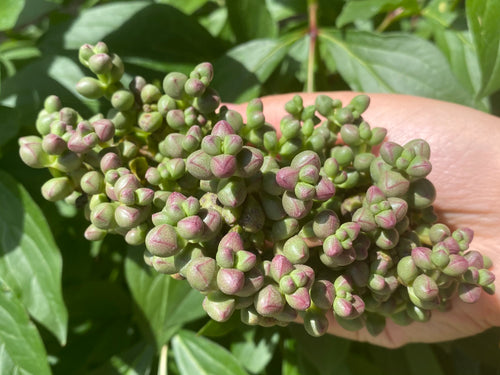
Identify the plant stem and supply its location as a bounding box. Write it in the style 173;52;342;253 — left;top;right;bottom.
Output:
158;344;168;375
306;0;318;93
376;7;404;33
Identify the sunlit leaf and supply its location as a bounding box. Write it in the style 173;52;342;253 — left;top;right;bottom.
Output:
0;171;67;344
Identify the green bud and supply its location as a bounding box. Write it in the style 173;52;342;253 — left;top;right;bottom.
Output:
272;217;299;241
184;77;206;97
185;256;217;292
283;236;309;264
76;77;105;99
19;136;52;168
41;177;74;202
163;72;188;100
203;292;236;322
412;274;438;301
88;53;112;75
254;284;285;316
138;111;163;132
194;87;220;114
397;256;419;285
111;90;135;111
145;224;180;257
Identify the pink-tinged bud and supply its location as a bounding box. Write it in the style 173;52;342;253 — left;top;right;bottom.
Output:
100;152;121;173
334;274;354;292
216;246;234;268
93;119;115;142
254;284;285;316
41;177;74;202
211;120;235;137
365;185;386;205
236;267;264;297
478;269;495;287
279;275;297;294
270;254;294;282
388;197;408;222
442;254;468;277
293;264;315;288
234;251;256;272
282;191;313;219
323;235;343;257
464;250;484;268
185;256;217;292
186;150;214;180
90;202;116;229
210;154;237;178
374;210;397;229
42;134;66;155
19;136;52;168
218;231;245;252
203;292;236;322
411;247;434;271
84;224;107;241
406;156;432;178
151;255;177;274
276;167;299;190
290;150;321;169
376;170;410;197
114;174;141;197
217;268;245;295
453;228;474;251
380;142;403;165
285;287;311;311
176;215;204;240
333;297;353;318
441;236;460;254
412;274;438;301
352;206;377;232
315;177;336;201
145;224;180;257
294;182;316;201
458;283;482;303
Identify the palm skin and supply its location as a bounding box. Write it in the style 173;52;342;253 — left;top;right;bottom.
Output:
227;92;500;348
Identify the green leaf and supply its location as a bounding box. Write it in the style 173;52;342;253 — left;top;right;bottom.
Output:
281;338;303;375
124;246;205;350
0;171;67;344
0;55;98;124
231;326;280;374
336;0;403;28
172;330;249;375
288;324;351;375
212;36;296;102
318;29;475;107
265;0;306;23
466;0;500;98
0;0;25;30
41;2;223;63
0;106;19;150
154;0;209;14
368;345;412;375
88;341;155;375
421;0;458;28
404;344;445;375
0;281;51;375
226;0;277;43
434;30;488;111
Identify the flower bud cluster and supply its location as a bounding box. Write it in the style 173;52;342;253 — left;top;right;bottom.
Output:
19;42;495;337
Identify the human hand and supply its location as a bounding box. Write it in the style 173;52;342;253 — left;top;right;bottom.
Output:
227;92;500;348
